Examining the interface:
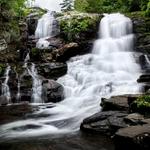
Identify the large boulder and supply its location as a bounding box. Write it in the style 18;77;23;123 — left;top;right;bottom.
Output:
80;111;128;134
101;96;129;111
42;80;64;103
51;42;79;62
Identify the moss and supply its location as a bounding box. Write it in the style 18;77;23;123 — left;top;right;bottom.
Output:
131;95;150;115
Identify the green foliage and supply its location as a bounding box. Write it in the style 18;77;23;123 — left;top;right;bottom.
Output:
74;0;89;12
0;0;26;18
60;0;74;12
60;16;99;41
131;95;150;115
0;0;27;43
145;1;150;17
74;0;150;14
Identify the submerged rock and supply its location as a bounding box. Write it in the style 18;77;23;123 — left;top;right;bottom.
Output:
0;103;36;125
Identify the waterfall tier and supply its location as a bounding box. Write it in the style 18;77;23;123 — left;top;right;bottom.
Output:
0;13;142;138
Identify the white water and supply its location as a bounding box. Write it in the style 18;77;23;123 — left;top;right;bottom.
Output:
1;65;11;103
27;63;43;103
35;12;55;39
35;11;59;49
0;13;142;138
145;55;150;65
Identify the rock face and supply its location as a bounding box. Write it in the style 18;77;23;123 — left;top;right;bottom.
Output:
51;42;79;62
37;63;67;79
131;15;150;54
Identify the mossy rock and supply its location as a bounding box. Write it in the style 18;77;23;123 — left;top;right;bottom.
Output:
130;95;150;116
0;63;7;77
31;48;42;61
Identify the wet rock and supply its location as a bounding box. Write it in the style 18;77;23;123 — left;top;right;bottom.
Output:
115;125;150;150
51;42;79;62
0;96;8;105
0;103;36;125
43;80;64;103
124;113;144;125
137;74;150;83
101;96;129;111
37;63;67;79
27;13;39;36
80;111;128;134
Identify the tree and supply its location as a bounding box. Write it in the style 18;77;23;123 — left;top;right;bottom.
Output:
60;0;74;12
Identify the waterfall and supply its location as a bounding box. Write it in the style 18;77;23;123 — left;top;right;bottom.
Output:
1;65;11;103
35;12;55;39
35;11;59;49
0;13;142;138
27;63;43;103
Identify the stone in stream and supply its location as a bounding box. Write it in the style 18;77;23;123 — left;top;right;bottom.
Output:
0;103;37;125
101;94;142;111
42;80;64;103
137;74;150;83
37;62;67;80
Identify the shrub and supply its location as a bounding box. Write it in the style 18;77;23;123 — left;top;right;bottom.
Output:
60;16;99;41
131;95;150;115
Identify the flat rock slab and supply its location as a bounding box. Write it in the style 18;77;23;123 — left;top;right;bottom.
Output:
115;125;150;150
0;103;37;125
101;96;129;111
101;94;142;111
81;111;128;134
124;113;144;125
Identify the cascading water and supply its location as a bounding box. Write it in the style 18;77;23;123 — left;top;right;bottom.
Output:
35;11;55;39
27;63;43;103
35;11;59;49
1;65;11;103
0;13;142;138
22;52;43;103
